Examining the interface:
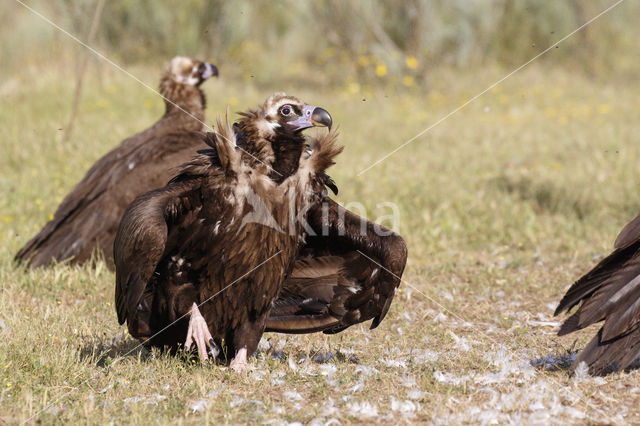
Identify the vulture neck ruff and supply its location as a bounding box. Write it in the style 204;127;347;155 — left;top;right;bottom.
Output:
158;73;207;129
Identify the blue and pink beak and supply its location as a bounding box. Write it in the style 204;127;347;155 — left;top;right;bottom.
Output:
198;62;219;83
288;105;332;131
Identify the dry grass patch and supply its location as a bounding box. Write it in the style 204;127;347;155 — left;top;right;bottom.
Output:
1;64;640;423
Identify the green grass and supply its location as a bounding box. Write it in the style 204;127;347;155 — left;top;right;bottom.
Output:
2;62;640;424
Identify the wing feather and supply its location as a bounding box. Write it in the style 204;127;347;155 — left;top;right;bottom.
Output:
114;181;200;327
555;218;640;374
554;241;640;316
574;327;640;375
614;212;640;249
266;198;407;334
16;130;207;268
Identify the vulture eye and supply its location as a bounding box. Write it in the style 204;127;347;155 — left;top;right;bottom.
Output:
280;105;293;116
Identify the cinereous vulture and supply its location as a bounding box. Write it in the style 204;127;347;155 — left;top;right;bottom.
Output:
114;93;407;371
15;56;218;269
555;211;640;375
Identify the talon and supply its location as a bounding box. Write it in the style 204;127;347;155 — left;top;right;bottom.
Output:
184;303;213;362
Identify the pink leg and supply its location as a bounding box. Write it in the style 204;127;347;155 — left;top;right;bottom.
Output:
230;348;250;373
184;303;214;362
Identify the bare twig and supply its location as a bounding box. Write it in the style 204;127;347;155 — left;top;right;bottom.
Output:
62;0;106;143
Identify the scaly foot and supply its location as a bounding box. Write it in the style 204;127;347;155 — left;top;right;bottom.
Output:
184;303;214;362
230;348;250;373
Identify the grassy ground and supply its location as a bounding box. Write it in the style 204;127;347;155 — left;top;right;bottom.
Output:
1;62;640;424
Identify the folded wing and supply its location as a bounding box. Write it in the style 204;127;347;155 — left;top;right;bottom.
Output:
266;198;407;334
15;130;207;269
114;179;201;338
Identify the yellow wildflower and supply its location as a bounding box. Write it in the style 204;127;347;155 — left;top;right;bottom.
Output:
375;63;387;77
405;56;418;69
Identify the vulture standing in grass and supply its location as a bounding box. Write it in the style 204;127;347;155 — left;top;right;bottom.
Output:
15;56;218;269
114;93;407;371
555;212;640;375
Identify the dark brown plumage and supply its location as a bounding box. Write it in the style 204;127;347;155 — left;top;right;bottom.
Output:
555;211;640;375
114;94;338;371
15;56;218;269
266;198;407;334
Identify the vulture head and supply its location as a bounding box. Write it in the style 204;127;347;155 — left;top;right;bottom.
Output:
168;56;219;87
159;56;219;117
259;92;332;133
235;93;332;180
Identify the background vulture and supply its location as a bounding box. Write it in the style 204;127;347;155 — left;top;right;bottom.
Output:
555;212;640;375
15;56;218;269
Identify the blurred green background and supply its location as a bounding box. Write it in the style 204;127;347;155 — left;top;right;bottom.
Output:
3;0;639;89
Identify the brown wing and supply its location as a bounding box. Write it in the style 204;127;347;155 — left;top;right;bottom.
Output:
614;212;640;249
114;179;201;329
15;129;207;269
570;327;640;375
266;198;408;334
555;219;640;374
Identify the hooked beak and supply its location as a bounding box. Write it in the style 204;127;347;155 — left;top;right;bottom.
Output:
288;105;332;131
198;62;219;81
